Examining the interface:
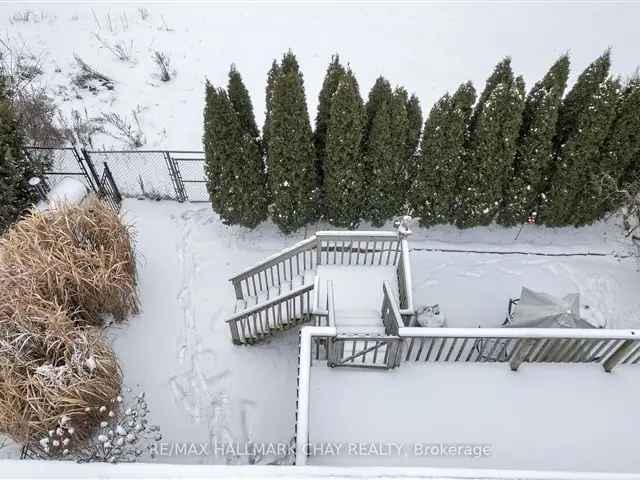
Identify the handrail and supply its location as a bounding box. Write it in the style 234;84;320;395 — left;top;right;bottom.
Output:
399;328;639;340
226;283;314;322
398;328;640;371
230;236;317;283
230;236;317;299
327;280;336;328
226;283;315;344
381;281;401;336
397;237;414;321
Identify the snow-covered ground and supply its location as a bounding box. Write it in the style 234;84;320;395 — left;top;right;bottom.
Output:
5;199;640;470
3;3;640;475
308;362;640;472
2;3;640;149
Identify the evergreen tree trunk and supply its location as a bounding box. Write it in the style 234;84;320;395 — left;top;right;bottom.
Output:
409;82;475;226
266;51;319;233
324;70;366;228
498;55;570;226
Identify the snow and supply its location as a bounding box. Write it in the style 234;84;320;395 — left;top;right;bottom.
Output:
316;265;398;327
307;362;640;473
35;177;89;211
2;5;640;470
3;199;640;471
2;4;640;150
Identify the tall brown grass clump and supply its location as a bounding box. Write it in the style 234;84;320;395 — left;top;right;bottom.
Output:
0;309;121;441
0;196;138;326
0;196;135;446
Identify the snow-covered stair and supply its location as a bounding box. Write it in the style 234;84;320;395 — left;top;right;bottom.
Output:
227;270;317;344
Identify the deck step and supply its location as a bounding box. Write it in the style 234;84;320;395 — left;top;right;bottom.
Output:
233;270;316;315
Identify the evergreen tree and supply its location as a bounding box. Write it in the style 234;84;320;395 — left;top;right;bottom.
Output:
263;60;280;152
266;51;319;233
498;55;570;225
203;82;268;228
409;82;476;226
227;64;260;141
363;86;409;226
403;92;423;200
604;77;640;186
0;147;20;231
457;61;525;227
363;76;393;146
323;69;366;228
468;58;514;143
543;52;619;226
314;55;345;198
405;93;423;159
0;81;34;232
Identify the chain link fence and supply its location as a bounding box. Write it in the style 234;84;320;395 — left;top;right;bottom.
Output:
28;147;209;204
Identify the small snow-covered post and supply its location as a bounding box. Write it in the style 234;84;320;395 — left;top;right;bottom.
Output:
394;215;414;324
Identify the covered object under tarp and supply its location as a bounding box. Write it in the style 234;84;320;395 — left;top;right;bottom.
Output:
507;287;596;329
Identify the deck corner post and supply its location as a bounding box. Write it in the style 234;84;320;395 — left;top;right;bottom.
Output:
603;339;636;373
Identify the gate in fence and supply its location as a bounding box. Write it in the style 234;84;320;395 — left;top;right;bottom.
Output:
28;146;211;205
26;146;123;212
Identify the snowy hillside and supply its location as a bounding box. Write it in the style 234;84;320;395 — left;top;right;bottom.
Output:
2;3;640;149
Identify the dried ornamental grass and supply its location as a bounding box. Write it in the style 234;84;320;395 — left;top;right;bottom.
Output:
0;196;136;447
0;196;138;326
0;322;121;442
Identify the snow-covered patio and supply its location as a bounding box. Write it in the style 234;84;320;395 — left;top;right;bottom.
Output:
5;199;637;468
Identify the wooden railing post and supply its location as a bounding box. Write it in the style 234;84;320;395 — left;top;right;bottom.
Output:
232;279;243;300
316;236;322;266
509;338;533;371
603;339;636;372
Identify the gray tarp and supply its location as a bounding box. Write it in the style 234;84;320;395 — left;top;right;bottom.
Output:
507;287;595;329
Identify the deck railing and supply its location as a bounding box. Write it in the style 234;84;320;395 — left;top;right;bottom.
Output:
312;280;336;361
396;237;414;324
226;283;314;344
381;281;401;336
398;327;640;372
230;237;317;300
315;231;401;266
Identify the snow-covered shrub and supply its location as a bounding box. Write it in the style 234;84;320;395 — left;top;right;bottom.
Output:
59;108;105;148
0;36;64;148
100;109;146;148
152;51;172;82
22;392;162;462
137;8;150;21
94;34;136;64
72;54;114;92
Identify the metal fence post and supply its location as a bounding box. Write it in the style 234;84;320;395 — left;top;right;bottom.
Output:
80;148;101;193
164;151;187;202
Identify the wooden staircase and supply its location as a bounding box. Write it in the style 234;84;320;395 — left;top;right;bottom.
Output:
226;231;413;345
